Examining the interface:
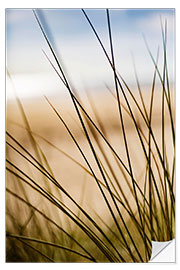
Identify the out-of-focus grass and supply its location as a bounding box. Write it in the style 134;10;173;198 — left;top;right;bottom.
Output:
6;9;175;262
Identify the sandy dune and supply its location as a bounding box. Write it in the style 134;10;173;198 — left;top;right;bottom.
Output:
6;87;175;228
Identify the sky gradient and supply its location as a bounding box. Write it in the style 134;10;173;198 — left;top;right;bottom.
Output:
6;8;175;99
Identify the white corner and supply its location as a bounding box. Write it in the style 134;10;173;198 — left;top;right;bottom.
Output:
149;239;175;263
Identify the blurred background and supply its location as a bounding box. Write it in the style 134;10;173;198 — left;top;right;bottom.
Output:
6;9;175;262
6;8;175;99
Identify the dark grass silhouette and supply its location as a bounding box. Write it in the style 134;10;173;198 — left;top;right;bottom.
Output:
6;9;175;262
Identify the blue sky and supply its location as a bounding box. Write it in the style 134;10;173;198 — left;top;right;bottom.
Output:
6;8;175;99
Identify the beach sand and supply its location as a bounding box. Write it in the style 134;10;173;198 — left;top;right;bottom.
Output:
6;86;175;229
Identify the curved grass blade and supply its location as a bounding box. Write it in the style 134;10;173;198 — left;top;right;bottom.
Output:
6;165;118;262
6;188;97;262
6;233;95;262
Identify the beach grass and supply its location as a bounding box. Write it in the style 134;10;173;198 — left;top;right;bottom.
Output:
6;9;175;262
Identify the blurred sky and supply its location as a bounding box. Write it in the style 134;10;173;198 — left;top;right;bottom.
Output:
6;8;175;99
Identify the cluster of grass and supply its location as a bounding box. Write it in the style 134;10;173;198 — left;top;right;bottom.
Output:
6;9;175;262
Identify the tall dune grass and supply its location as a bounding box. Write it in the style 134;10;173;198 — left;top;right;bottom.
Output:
6;9;175;262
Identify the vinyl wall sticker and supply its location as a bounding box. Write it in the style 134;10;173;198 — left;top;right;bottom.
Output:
6;8;175;262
